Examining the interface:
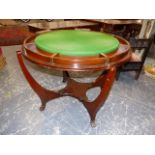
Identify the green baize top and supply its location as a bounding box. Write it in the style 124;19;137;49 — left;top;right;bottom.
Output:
35;30;119;56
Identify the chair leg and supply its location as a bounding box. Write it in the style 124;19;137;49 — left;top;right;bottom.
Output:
135;72;140;80
135;65;144;80
135;70;141;80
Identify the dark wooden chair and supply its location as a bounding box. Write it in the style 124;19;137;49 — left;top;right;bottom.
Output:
116;37;153;80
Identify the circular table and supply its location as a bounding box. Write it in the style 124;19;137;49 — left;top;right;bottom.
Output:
17;30;131;127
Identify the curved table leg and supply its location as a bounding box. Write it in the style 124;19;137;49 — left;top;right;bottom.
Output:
17;51;116;127
58;67;116;127
17;51;61;111
83;67;116;127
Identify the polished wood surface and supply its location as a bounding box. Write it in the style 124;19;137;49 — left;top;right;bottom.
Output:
28;20;101;32
22;33;131;72
84;19;143;25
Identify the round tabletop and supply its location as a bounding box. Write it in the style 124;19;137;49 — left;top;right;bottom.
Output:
35;30;119;56
23;30;131;71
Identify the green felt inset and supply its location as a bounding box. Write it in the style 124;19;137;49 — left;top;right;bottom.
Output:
35;30;119;56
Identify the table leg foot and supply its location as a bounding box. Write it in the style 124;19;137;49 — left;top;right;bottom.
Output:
91;120;96;128
39;105;46;111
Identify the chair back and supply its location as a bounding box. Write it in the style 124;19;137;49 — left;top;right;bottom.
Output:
129;38;153;62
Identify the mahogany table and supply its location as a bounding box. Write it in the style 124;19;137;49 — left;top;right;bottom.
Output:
28;20;101;33
17;30;131;127
84;19;142;25
84;19;142;39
